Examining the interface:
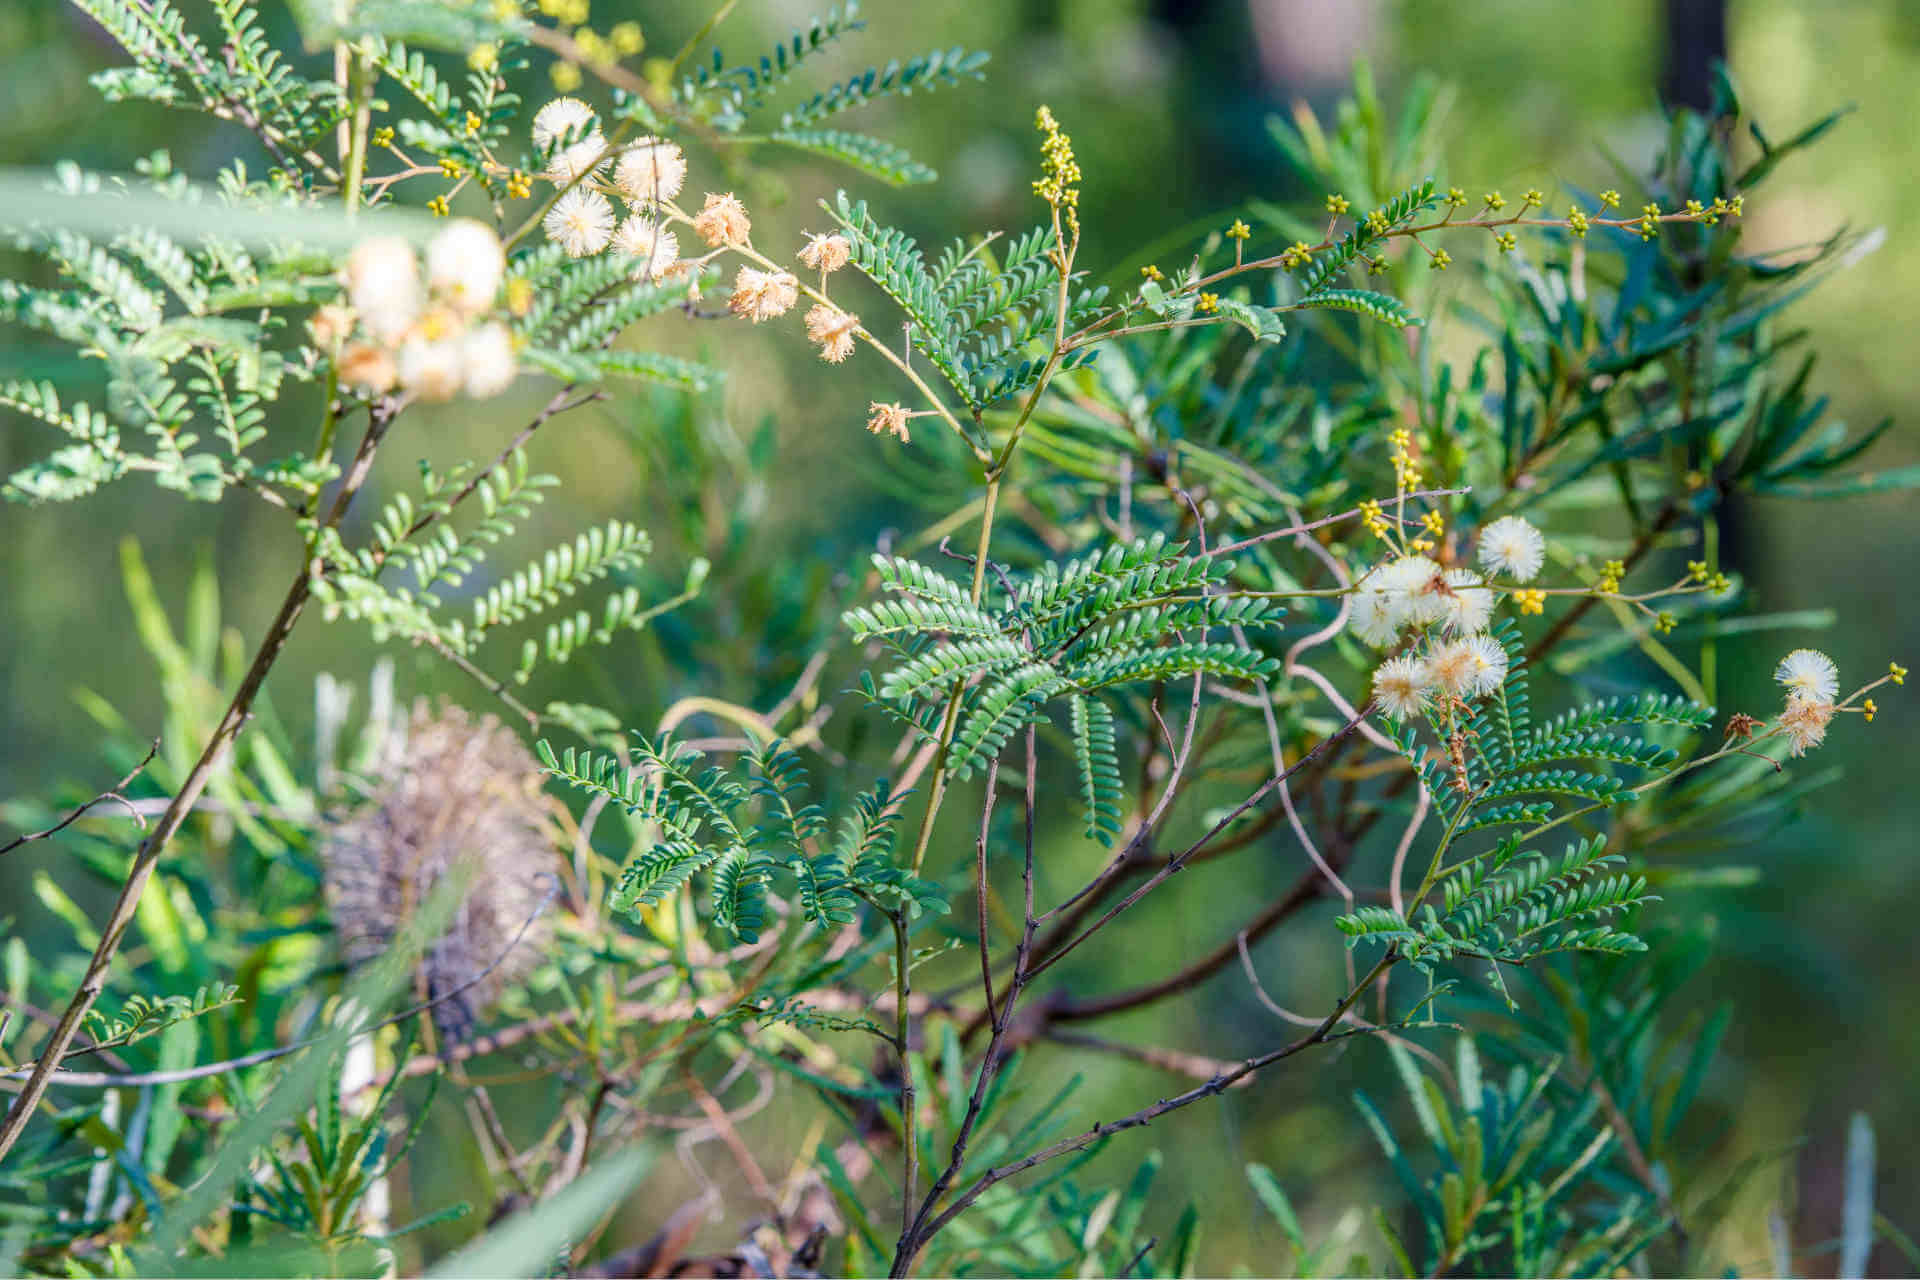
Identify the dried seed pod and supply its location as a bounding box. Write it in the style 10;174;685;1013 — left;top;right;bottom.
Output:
321;700;556;1045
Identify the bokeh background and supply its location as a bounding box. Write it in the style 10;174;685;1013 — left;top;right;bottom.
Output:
3;0;1916;1271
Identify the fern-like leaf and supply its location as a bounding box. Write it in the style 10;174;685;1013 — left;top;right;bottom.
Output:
1069;695;1123;846
770;128;935;185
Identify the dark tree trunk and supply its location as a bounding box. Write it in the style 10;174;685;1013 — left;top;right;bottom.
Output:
1661;0;1727;110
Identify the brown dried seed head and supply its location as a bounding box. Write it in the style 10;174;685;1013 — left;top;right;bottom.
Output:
321;699;557;1044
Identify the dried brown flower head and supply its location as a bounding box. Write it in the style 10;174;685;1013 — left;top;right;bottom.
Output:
693;191;751;247
338;342;398;395
308;303;354;350
798;231;851;274
1778;693;1835;758
866;401;912;443
804;303;859;363
728;266;798;323
322;700;556;1044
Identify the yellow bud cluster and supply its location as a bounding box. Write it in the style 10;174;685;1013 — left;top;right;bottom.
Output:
1388;427;1423;491
427;195;450;217
1513;588;1546;615
507;169;532;199
1599;189;1622;209
1444;186;1468;209
1195;291;1220;314
1638;203;1661;240
1567;207;1589;238
372;126;396;148
1484;191;1506;211
1596;558;1625;594
609;20;644;55
1365;209;1391;235
1325;193;1350;215
1140;263;1165;282
1280;240;1314;270
1686;560;1732;593
464;111;483;135
573;28;611;64
538;0;589;22
1429;247;1452;271
1359;498;1389;540
1032;105;1082;236
1522;188;1544;210
1420;509;1444;537
1694;195;1738;226
1495;231;1518;253
438;156;462;177
1226;218;1251;241
1863;697;1878;723
551;61;582;91
1890;661;1907;685
1654;611;1676;635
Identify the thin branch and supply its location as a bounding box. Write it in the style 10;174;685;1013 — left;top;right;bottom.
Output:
890;910;918;1250
0;739;158;859
972;757;1001;1026
894;726;1042;1274
422;635;543;731
1039;1030;1256;1086
1389;781;1432;919
1207;487;1469;558
3;876;558;1090
0;998;134;1072
363;385;603;575
0;403;399;1159
1025;705;1373;984
1040;862;1333;1024
1526;496;1685;662
903;956;1397;1264
1237;931;1317;1027
683;1069;778;1209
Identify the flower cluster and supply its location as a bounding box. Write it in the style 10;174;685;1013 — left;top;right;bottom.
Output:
328;220;516;402
531;98;688;286
1736;650;1903;758
1350;554;1495;649
1773;648;1838;756
522;98;866;365
1371;634;1509;720
1350;516;1551;724
533;97;607;183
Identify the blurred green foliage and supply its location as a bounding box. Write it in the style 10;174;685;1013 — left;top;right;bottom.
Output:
3;0;1916;1272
